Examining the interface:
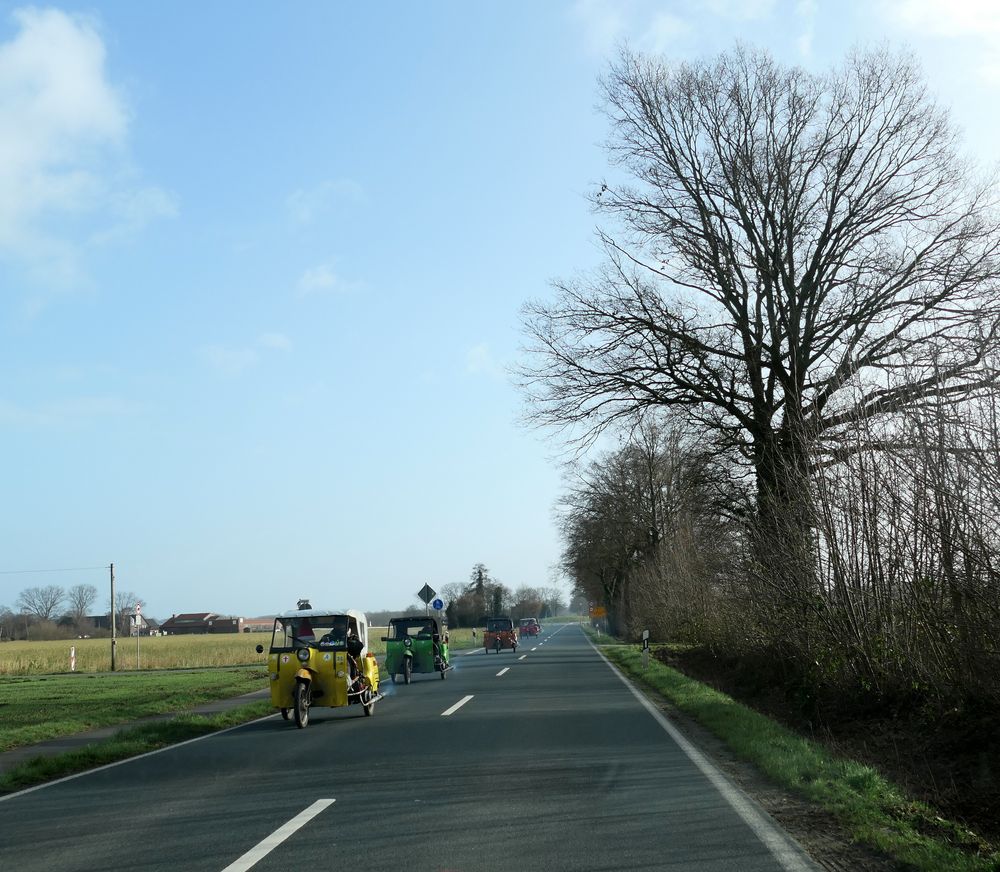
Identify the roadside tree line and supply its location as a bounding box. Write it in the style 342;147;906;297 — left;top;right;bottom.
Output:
523;46;1000;715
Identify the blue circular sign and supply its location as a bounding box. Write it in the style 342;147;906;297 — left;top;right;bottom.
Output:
431;598;444;611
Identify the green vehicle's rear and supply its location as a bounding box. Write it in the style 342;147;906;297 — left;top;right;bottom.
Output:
382;616;451;684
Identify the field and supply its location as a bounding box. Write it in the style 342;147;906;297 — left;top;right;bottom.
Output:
0;627;480;675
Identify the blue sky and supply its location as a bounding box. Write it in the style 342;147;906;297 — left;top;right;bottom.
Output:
1;0;996;620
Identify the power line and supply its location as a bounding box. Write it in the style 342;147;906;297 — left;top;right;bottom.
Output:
0;566;108;575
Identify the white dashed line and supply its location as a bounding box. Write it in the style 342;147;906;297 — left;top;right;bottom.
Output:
441;695;474;717
221;799;335;871
496;667;510;677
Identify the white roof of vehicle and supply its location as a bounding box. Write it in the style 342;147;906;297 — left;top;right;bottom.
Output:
275;607;368;623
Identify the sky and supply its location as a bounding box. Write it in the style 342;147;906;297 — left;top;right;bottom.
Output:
0;0;997;620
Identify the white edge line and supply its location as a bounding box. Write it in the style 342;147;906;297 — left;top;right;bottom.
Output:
496;667;510;677
586;634;816;872
440;694;474;717
221;798;335;872
0;713;280;804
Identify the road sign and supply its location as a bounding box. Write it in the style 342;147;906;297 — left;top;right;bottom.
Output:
135;602;142;615
417;583;436;605
589;605;607;618
431;597;444;611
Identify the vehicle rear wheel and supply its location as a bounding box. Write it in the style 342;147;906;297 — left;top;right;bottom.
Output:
441;665;447;679
293;681;310;729
363;688;375;716
280;708;289;720
403;657;412;684
391;672;397;684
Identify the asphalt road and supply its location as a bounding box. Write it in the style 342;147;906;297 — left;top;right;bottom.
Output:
0;624;817;871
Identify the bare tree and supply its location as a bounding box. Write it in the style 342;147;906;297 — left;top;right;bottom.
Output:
16;585;65;621
66;583;98;626
521;46;1000;591
110;590;140;635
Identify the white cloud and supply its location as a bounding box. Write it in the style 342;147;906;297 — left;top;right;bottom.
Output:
201;333;293;376
571;0;629;56
296;263;362;297
286;179;365;225
465;343;504;380
0;7;174;288
201;344;259;377
700;0;776;20
882;0;1000;86
259;332;292;351
0;394;131;428
297;263;338;295
642;12;691;54
888;0;1000;36
795;0;818;59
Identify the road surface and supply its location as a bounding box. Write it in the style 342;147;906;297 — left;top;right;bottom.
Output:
0;624;816;871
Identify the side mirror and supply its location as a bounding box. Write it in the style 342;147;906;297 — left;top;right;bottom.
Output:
255;644;264;654
381;636;388;642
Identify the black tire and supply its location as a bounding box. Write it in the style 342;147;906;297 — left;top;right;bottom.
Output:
441;665;447;679
513;644;517;654
280;708;289;720
391;672;397;684
293;681;310;729
363;688;375;716
403;657;412;685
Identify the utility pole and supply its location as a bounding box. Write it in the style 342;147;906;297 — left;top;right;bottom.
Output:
110;562;117;672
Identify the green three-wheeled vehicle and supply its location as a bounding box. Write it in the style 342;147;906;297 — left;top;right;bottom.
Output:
383;616;451;683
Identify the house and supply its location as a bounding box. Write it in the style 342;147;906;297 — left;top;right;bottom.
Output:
159;613;245;635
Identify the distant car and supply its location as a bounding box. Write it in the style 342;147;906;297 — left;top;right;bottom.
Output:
518;618;540;638
484;616;517;653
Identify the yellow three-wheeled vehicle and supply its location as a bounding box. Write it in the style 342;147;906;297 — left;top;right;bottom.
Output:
256;601;382;727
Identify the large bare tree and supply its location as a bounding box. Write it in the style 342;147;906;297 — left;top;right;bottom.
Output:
522;47;1000;584
16;585;65;621
66;583;98;626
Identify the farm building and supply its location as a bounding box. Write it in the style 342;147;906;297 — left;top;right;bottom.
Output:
160;613;245;635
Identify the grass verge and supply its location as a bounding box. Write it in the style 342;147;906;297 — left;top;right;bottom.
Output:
0;700;274;793
0;668;267;752
600;640;999;872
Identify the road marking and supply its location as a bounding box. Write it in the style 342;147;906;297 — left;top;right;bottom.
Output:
462;647;485;656
221;799;335;871
531;647;537;651
496;667;510;676
518;654;527;661
586;633;815;872
441;695;474;716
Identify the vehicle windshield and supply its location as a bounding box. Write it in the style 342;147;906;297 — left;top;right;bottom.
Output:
271;615;348;649
387;619;436;640
488;619;513;632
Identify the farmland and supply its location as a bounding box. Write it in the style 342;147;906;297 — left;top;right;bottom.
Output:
0;627;479;675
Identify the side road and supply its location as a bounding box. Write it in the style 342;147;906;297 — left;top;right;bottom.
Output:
0;688;270;776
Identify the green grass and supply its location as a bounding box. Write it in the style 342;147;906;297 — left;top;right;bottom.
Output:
0;700;274;792
602;642;1000;872
0;668;266;752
